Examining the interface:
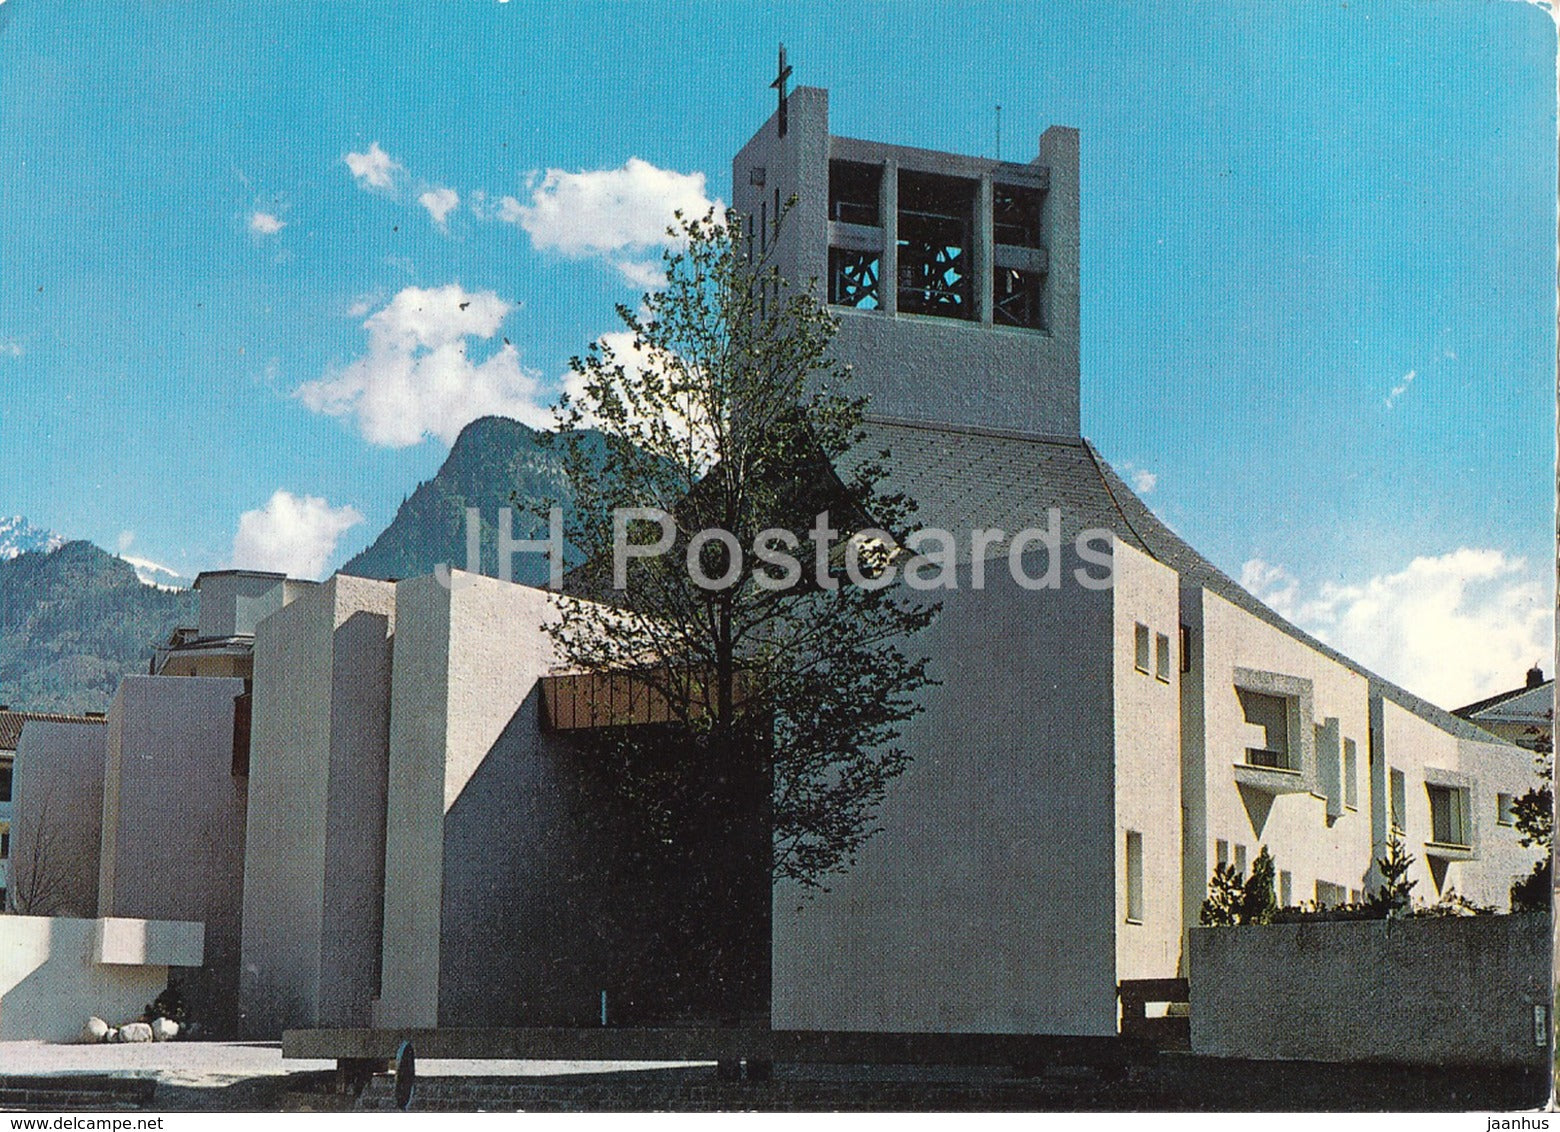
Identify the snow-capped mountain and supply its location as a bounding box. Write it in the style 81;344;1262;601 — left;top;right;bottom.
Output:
120;555;190;592
0;515;65;561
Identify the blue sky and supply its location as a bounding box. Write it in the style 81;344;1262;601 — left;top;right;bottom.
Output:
0;0;1553;705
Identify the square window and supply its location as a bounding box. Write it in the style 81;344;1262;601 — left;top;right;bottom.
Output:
1125;830;1144;923
1154;632;1171;682
1497;792;1516;826
1134;622;1150;673
1428;783;1471;848
1238;688;1293;770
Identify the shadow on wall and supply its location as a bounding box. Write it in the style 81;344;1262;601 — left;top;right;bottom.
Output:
436;691;771;1029
0;917;178;1042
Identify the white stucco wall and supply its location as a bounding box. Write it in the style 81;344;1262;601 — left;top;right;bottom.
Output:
99;675;247;1035
1372;698;1539;909
1182;588;1375;932
0;916;182;1042
239;574;395;1036
1111;544;1183;983
771;544;1120;1036
8;722;107;917
376;572;562;1029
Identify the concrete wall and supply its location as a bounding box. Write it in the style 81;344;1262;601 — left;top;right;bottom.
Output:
99;675;247;1035
239;574;395;1036
1182;588;1375;934
730;86;1081;438
1111;545;1183;982
1189;915;1551;1067
0;916;191;1042
8;722;107;917
771;544;1119;1035
1372;698;1539;908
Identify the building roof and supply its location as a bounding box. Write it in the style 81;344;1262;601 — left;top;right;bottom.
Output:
1453;678;1555;724
856;416;1507;746
0;708;108;753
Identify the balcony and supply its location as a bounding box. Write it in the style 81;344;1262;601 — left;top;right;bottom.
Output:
1244;747;1293;771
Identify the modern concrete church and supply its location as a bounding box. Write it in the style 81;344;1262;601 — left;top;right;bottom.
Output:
9;84;1542;1044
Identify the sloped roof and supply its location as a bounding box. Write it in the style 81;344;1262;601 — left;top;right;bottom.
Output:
0;709;107;753
856;415;1506;746
1454;679;1555;724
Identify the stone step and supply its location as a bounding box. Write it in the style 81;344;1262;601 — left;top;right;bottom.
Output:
0;1075;157;1111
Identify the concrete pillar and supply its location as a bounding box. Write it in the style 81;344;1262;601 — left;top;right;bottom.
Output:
879;159;898;315
976;174;994;325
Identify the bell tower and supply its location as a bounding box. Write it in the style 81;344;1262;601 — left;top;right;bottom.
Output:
732;69;1080;438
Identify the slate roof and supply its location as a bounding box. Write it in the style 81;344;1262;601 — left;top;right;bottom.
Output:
856;415;1507;746
0;709;107;753
1453;679;1555;723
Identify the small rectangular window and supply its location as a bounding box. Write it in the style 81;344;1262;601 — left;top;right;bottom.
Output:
1125;830;1144;923
0;764;10;804
1390;769;1406;832
0;830;8;859
1215;838;1229;867
1154;632;1171;682
1343;739;1358;810
1350;889;1362;905
1134;622;1151;673
1497;792;1516;826
1278;870;1292;907
1233;844;1247;877
1179;625;1193;673
1316;880;1348;908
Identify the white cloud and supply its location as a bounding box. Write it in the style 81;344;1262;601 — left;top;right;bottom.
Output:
296;283;552;447
116;530;135;554
499;158;717;284
1131;469;1157;494
249;211;286;235
229;490;364;579
1384;368;1415;409
344;142;402;192
1242;549;1553;708
418;187;460;231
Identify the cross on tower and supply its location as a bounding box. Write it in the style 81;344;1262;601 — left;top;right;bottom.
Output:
771;44;793;138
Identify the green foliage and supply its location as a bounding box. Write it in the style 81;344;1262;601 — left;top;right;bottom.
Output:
143;981;188;1027
551;206;938;888
1366;834;1417;917
1509;733;1552;913
1239;846;1278;926
1200;847;1276;926
1199;862;1246;926
0;541;195;714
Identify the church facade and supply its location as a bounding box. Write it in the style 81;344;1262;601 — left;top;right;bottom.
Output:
7;86;1542;1043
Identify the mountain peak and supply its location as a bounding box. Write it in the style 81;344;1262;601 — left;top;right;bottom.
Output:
0;515;65;561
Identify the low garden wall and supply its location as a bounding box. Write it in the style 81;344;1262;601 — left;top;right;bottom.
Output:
1189;913;1550;1067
